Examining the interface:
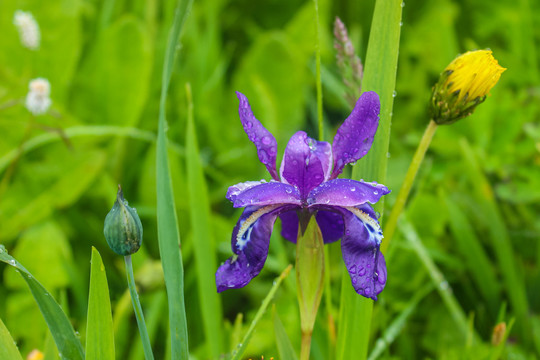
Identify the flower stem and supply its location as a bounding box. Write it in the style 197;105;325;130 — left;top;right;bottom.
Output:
301;331;313;360
124;255;154;360
313;0;323;142
381;119;438;253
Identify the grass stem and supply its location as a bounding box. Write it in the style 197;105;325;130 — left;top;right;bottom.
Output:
124;255;154;360
382;120;438;253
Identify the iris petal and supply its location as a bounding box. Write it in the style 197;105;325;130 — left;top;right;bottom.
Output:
216;204;298;292
279;210;299;243
331;91;380;179
307;178;390;207
315;210;344;243
280;131;332;198
229;181;301;208
336;205;387;300
236;92;279;180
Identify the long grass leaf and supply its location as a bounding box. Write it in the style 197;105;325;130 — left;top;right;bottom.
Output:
368;284;433;360
185;83;223;357
459;139;531;342
231;265;293;360
155;0;193;358
273;305;298;360
85;247;115;360
0;316;23;360
0;247;84;360
337;1;403;359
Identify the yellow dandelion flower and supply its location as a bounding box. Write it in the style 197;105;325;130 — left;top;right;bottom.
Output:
430;50;506;125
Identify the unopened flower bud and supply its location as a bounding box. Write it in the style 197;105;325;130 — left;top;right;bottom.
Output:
430;50;506;125
104;185;143;256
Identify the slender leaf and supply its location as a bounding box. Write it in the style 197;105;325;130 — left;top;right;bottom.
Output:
338;1;403;359
185;83;223;357
85;247;115;360
231;265;293;360
273;305;298;360
368;285;433;360
0;246;84;360
0;316;23;360
155;0;193;358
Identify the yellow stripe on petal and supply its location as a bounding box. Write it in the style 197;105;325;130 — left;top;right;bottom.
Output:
236;205;283;250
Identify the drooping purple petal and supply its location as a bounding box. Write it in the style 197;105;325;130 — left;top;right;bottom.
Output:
331;91;380;179
229;181;301;208
307;178;390;207
315;210;344;243
335;206;386;300
236;92;279;180
280;131;332;198
279;210;299;243
216;204;296;292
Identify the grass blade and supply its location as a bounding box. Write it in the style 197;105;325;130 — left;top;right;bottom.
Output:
338;1;403;359
231;265;293;360
0;246;84;360
85;247;115;360
399;217;475;341
155;0;193;358
273;305;298;360
185;83;223;357
442;191;500;315
0;316;23;360
368;284;433;360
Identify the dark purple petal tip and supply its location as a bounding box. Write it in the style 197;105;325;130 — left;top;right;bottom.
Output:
236;91;279;180
331;91;381;179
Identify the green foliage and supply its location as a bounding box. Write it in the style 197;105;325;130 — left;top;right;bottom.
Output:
0;0;539;358
86;247;115;360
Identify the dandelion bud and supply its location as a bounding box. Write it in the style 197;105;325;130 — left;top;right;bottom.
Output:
25;78;52;116
430;50;506;125
104;185;143;256
13;10;40;50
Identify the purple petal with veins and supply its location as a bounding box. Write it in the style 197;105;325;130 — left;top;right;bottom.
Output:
307;179;390;207
231;181;301;208
236;92;279;180
331;91;380;179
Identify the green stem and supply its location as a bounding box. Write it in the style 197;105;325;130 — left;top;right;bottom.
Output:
301;332;313;360
382;120;438;253
124;255;154;360
313;0;323;141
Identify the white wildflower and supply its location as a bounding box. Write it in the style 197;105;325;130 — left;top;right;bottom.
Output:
25;78;52;115
13;10;40;50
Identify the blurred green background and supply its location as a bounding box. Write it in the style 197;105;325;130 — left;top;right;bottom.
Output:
0;0;539;358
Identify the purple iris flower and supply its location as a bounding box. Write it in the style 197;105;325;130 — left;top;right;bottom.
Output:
216;91;390;300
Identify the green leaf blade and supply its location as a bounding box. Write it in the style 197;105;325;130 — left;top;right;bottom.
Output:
185;85;223;357
0;249;84;360
85;247;115;360
0;316;24;360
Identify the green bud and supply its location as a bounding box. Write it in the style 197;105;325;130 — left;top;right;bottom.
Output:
104;185;143;256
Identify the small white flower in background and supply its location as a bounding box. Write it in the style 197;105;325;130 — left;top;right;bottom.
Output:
25;78;52;115
13;10;40;50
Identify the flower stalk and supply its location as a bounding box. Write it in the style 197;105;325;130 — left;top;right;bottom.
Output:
125;255;154;360
296;214;325;360
382;119;438;252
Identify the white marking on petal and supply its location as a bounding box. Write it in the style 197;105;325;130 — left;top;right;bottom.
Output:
344;206;383;246
236;204;282;250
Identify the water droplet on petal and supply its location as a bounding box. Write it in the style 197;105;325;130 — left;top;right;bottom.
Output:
358;267;366;276
245;121;253;129
350;187;356;192
349;264;357;274
262;136;271;145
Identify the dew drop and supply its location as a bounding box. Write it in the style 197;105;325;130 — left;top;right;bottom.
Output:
349;264;357;274
285;188;292;194
364;288;371;295
374;190;379;195
9;260;16;266
350;187;356;192
261;136;271;145
399;21;403;26
401;1;405;7
245;121;253;129
358;267;366;276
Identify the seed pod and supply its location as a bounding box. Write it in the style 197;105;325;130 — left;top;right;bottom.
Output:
104;185;143;256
